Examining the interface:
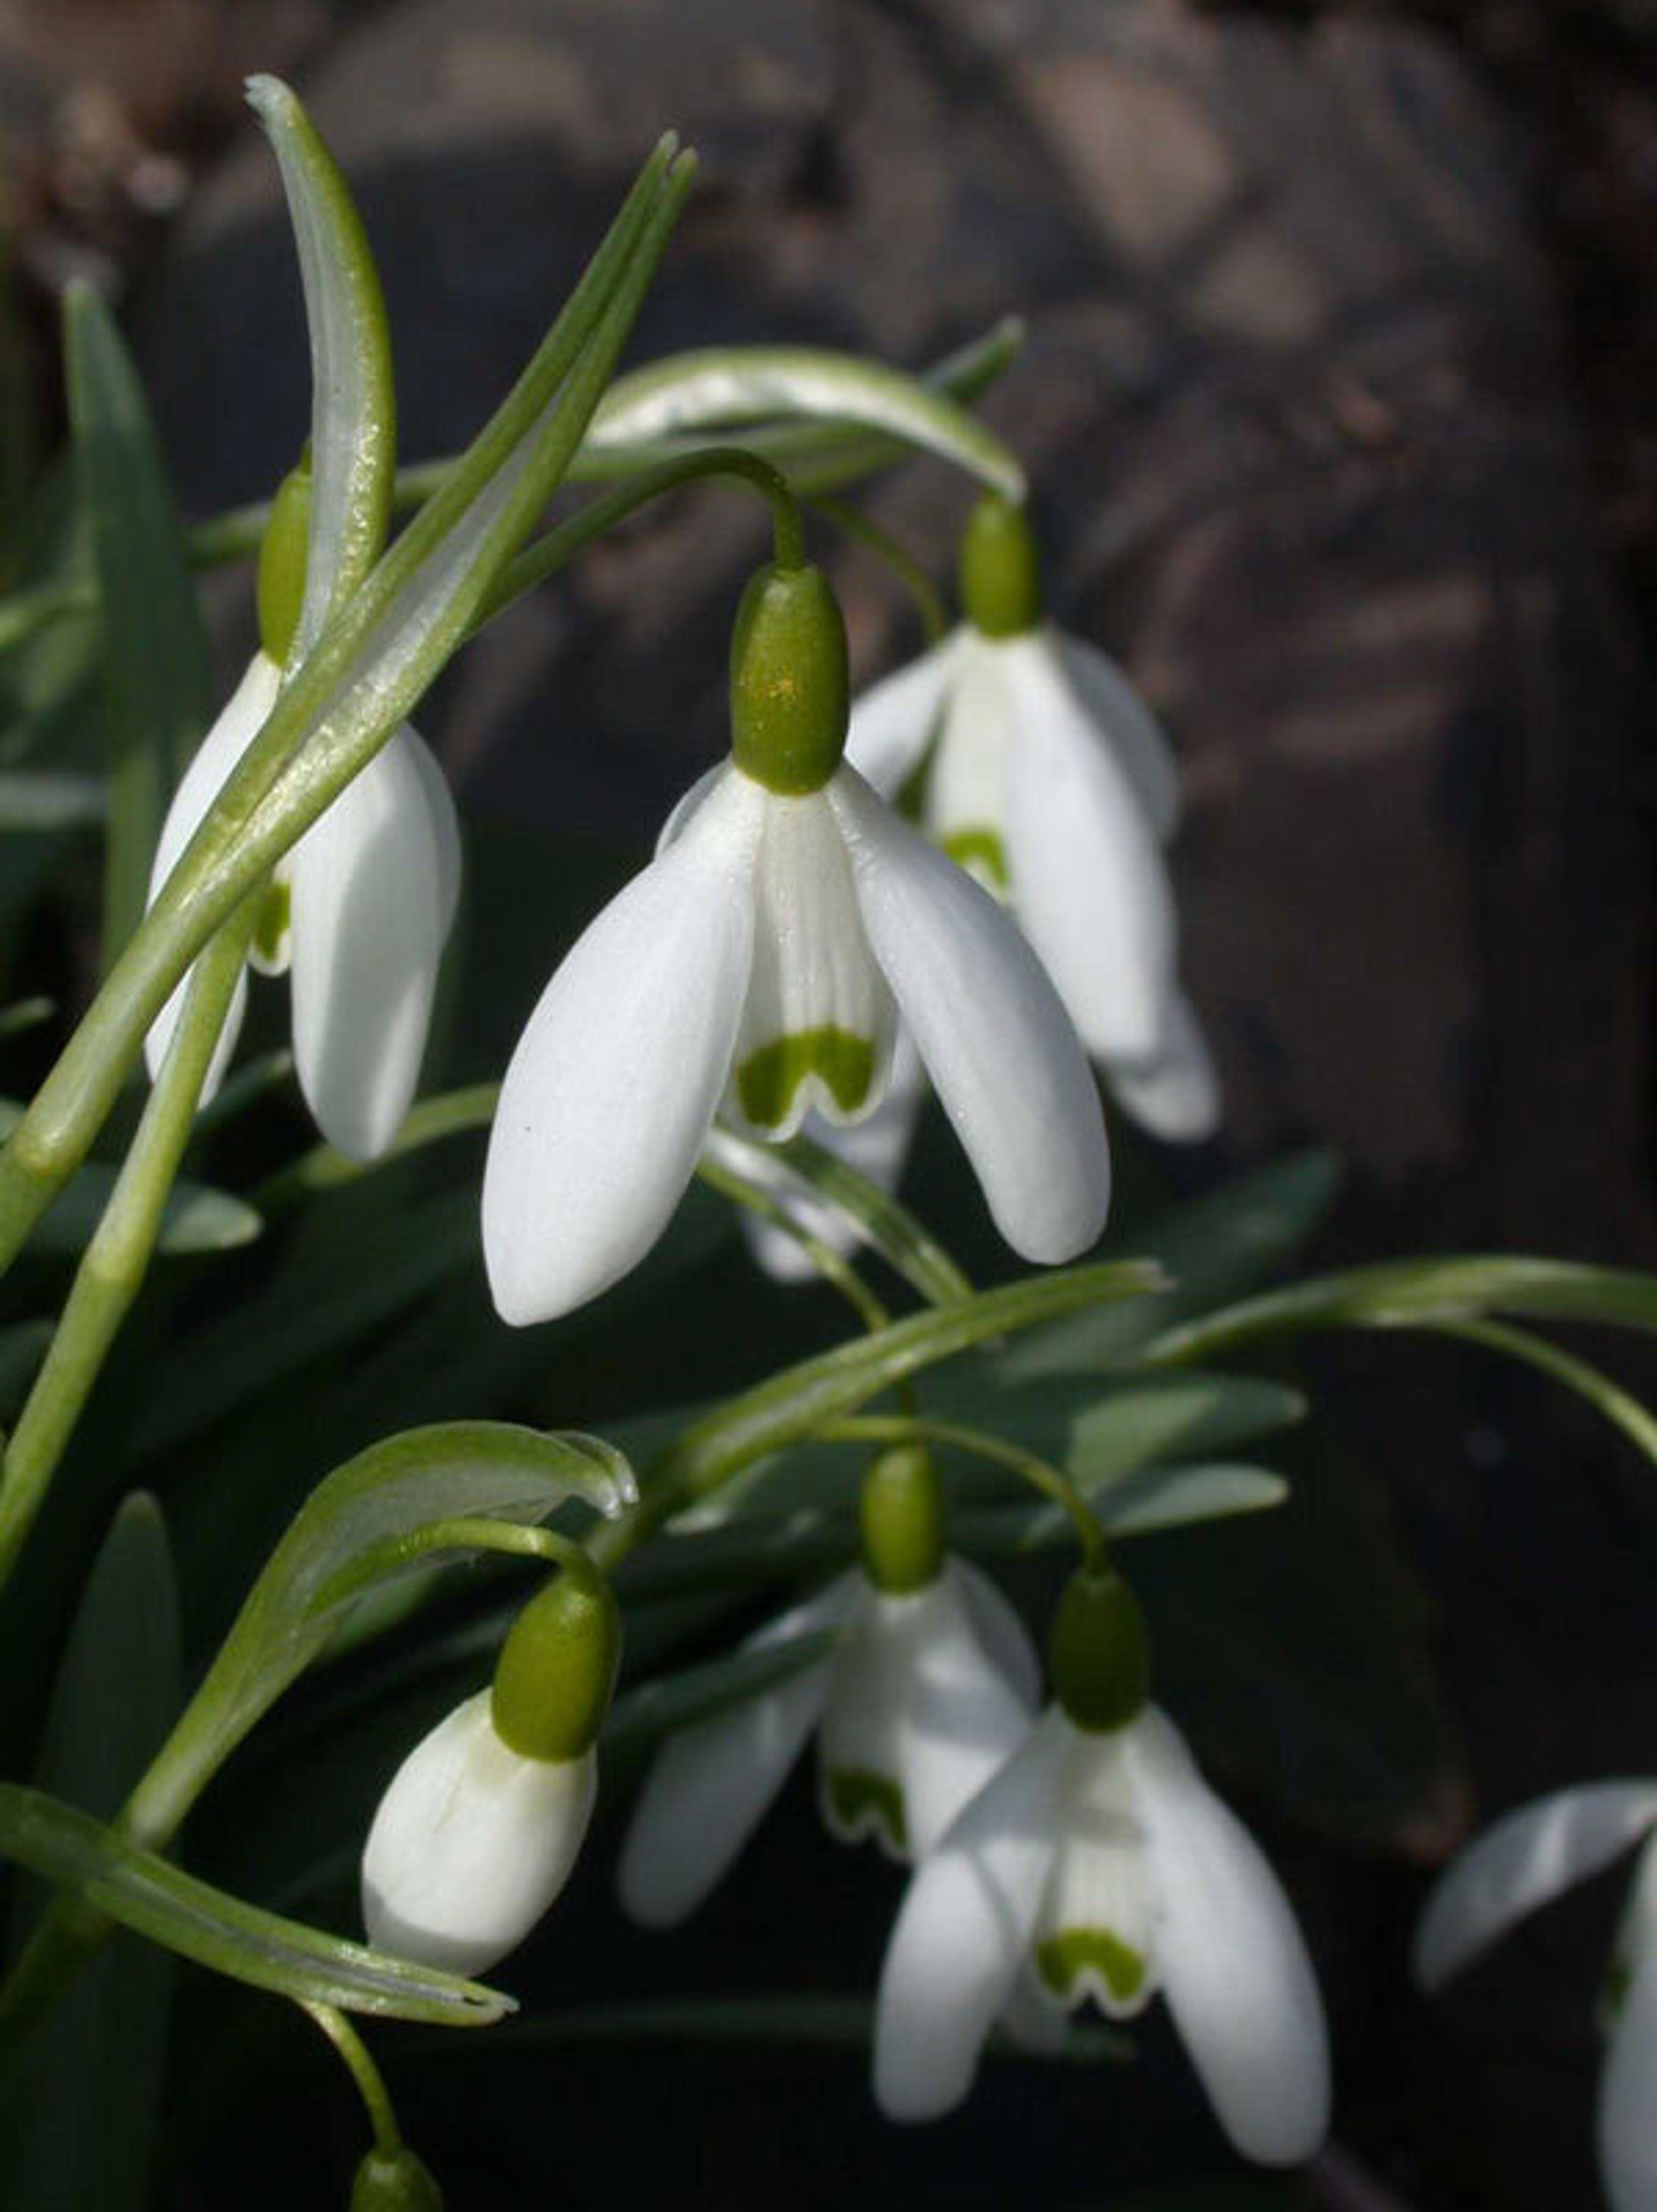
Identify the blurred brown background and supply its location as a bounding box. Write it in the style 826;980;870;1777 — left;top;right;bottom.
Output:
5;3;1657;2208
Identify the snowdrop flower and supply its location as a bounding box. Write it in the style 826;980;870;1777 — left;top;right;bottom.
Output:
362;1562;619;1977
875;1565;1331;2165
620;1446;1041;1924
145;472;461;1166
482;559;1109;1327
1415;1780;1657;2212
846;495;1219;1144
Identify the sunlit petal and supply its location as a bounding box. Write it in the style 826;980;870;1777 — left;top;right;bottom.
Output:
1055;631;1182;843
844;630;963;798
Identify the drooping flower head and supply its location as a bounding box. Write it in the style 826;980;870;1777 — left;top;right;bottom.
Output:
619;1445;1041;1924
146;456;461;1161
1415;1780;1657;2212
361;1557;620;1977
874;1562;1331;2165
482;558;1109;1327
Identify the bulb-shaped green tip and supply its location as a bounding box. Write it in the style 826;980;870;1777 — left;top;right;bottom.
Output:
859;1443;947;1595
257;451;312;666
350;2147;444;2212
729;561;850;796
1048;1564;1150;1733
958;493;1042;639
490;1557;621;1762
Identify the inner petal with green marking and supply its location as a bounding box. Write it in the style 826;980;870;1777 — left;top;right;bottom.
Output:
736;1027;875;1132
250;874;293;976
940;826;1009;891
822;1766;908;1855
1035;1927;1148;2009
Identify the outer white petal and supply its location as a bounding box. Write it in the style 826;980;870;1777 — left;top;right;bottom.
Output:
844;630;964;799
827;766;1109;1264
1413;1781;1657;1992
143;652;280;1093
360;1691;595;1978
617;1573;858;1928
874;1706;1071;2122
1599;1837;1657;2212
1125;1706;1330;2165
287;725;460;1162
1034;1729;1159;2019
732;781;895;1137
737;1027;926;1284
1055;630;1182;843
953;1556;1043;1713
819;1560;1035;1861
1105;993;1222;1145
482;769;762;1326
998;632;1179;1065
923;634;1014;867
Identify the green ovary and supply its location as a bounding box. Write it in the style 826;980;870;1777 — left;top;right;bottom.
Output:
825;1768;907;1852
1035;1927;1147;2007
940;827;1009;889
736;1026;874;1130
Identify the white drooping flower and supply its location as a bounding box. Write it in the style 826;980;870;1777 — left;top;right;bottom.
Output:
145;649;461;1161
481;561;1109;1329
360;1688;597;1978
617;1558;1040;1927
874;1701;1331;2165
1415;1780;1657;2212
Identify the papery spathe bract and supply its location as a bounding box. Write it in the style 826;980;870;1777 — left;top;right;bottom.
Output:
145;651;460;1160
617;1558;1039;1927
482;755;1108;1327
1415;1780;1657;2212
874;1702;1330;2165
360;1689;595;1979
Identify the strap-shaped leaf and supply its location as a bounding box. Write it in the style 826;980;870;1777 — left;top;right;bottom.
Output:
126;1424;634;1843
0;772;104;829
0;1783;508;2026
248;75;395;657
0;1098;258;1257
584;341;1025;498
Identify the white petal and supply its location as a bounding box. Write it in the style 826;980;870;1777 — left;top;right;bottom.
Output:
1125;1707;1330;2165
1600;1840;1657;2212
1055;630;1183;843
731;780;895;1138
1034;1729;1159;2019
873;1706;1071;2122
287;724;460;1161
922;634;1014;880
482;769;761;1326
828;766;1110;1264
953;1556;1043;1713
144;653;280;1094
1414;1781;1657;1991
360;1692;595;1978
819;1561;1036;1861
735;1027;927;1284
617;1573;857;1927
1106;993;1222;1144
1000;1964;1071;2054
998;632;1179;1065
844;630;964;799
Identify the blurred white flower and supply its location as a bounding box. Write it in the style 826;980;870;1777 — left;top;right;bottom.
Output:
145;650;461;1161
875;1702;1330;2165
1415;1780;1657;2212
617;1560;1040;1926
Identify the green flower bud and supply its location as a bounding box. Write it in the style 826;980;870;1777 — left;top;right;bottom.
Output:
257;453;312;667
859;1443;946;1595
350;2147;444;2212
729;561;850;796
958;493;1042;639
1049;1563;1150;1733
490;1557;621;1763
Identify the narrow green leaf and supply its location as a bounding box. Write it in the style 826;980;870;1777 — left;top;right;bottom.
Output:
0;1783;509;2025
583;341;1025;499
0;1106;262;1257
248;75;396;654
0;1497;180;2212
0;997;53;1038
0;772;104;829
961;1461;1289;1550
605;1631;836;1761
1004;1151;1344;1379
126;1424;634;1844
63;283;210;963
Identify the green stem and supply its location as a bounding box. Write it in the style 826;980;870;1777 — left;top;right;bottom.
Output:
0;909;253;1590
807;494;949;643
304;2004;402;2156
696;1150;888;1331
821;1412;1106;1565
